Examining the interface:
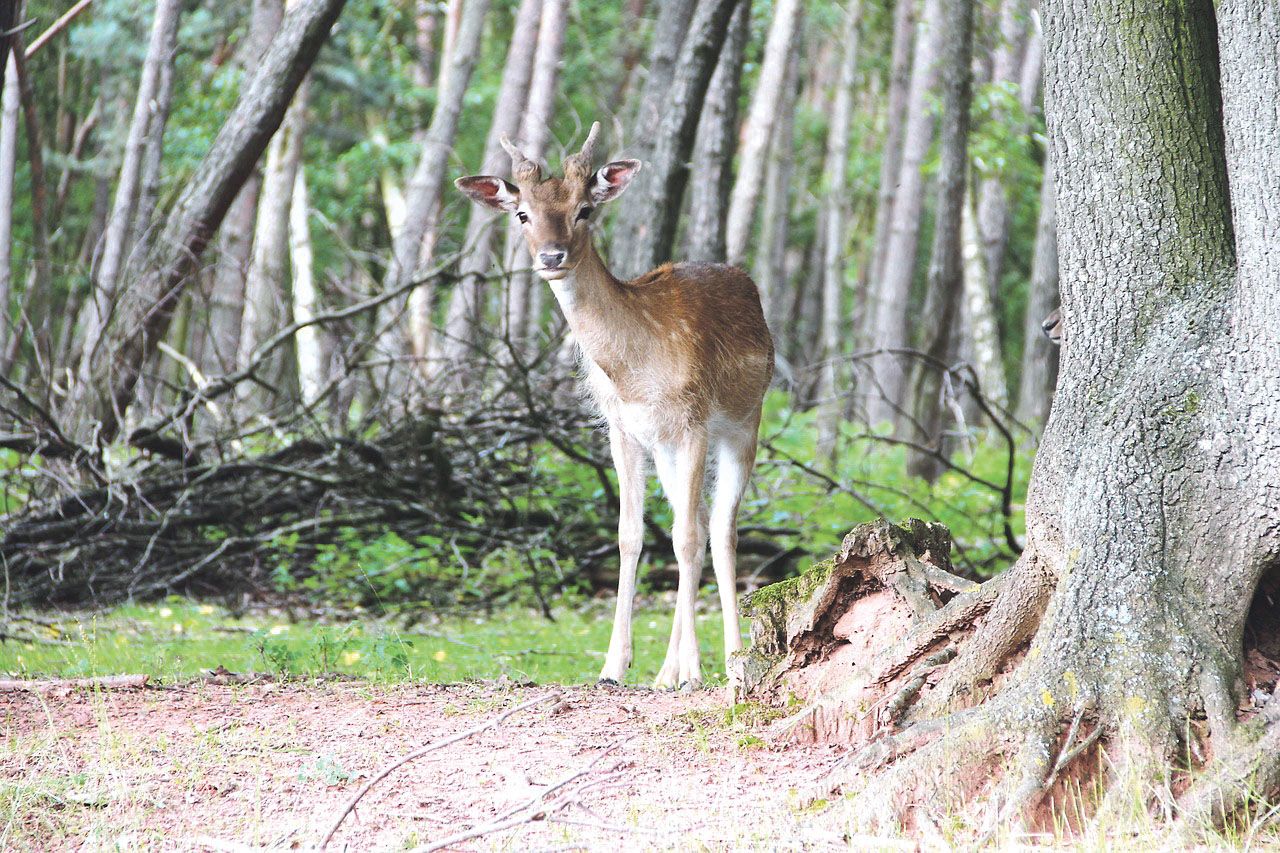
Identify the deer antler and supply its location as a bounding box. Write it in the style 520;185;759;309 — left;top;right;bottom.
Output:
562;121;602;182
501;134;541;185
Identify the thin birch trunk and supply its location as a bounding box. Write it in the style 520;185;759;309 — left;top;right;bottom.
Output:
906;0;975;479
960;192;1008;407
504;0;567;350
385;0;490;381
290;165;323;404
129;15;179;257
755;47;801;335
864;0;916;307
82;0;183;335
817;2;864;453
0;53;17;335
435;0;542;381
723;0;804;266
206;0;284;375
865;0;944;426
684;0;749;263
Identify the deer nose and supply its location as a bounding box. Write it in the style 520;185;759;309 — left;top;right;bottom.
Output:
538;248;567;269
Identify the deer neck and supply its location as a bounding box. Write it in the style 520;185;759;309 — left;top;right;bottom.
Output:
545;241;647;370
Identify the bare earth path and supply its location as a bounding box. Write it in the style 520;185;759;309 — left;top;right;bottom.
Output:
1;681;853;851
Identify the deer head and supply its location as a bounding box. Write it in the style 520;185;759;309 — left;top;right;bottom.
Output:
454;122;642;281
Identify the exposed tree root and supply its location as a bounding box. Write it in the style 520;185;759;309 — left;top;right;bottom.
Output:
1177;692;1280;835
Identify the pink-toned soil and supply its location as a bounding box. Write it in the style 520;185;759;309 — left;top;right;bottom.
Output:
2;681;853;851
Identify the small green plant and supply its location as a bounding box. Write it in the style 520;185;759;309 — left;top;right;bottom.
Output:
297;755;352;786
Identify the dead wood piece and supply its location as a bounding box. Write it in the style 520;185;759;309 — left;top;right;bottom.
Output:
0;674;150;692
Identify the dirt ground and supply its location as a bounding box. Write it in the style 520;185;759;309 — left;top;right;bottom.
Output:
1;679;869;851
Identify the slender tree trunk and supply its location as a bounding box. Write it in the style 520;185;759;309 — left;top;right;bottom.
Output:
904;0;974;480
683;0;749;263
81;0;183;336
865;0;944;426
435;0;542;382
755;48;801;336
863;0;916;308
722;0;804;266
972;0;1026;300
0;53;17;336
290;165;323;404
63;0;348;441
609;0;744;279
817;1;864;454
1014;158;1058;425
129;12;179;259
236;73;309;413
504;0;567;350
960;191;1008;406
383;0;490;382
205;0;285;376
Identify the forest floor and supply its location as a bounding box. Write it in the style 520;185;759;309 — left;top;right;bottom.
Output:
2;679;869;851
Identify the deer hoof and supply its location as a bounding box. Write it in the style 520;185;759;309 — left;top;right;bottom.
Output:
595;678;621;689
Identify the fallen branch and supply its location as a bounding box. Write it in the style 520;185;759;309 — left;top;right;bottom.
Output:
0;674;150;692
319;691;561;850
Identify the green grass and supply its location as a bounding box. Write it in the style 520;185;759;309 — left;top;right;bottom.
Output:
0;595;744;686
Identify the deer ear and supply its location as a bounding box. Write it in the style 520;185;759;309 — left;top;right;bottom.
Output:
589;160;642;204
455;176;520;212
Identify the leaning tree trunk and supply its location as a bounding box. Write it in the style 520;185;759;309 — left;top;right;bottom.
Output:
683;0;748;263
434;0;541;385
864;0;943;427
609;0;743;279
62;0;347;442
1014;159;1058;425
722;0;804;267
742;0;1280;831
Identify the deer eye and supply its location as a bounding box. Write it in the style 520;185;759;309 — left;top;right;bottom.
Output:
575;206;594;223
516;211;530;224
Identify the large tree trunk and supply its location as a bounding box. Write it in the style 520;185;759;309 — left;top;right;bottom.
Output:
623;0;696;163
62;0;347;441
683;0;748;264
904;0;973;481
502;0;566;351
722;0;804;267
434;0;541;384
816;1;864;454
204;0;284;376
864;0;943;427
609;0;743;279
743;0;1280;830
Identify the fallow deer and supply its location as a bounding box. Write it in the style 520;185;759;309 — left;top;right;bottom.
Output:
455;123;774;691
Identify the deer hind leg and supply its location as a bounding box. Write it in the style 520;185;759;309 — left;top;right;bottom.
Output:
599;426;647;685
709;430;758;694
652;435;709;690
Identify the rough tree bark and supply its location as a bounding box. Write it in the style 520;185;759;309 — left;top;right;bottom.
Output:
1014;160;1058;425
609;0;742;279
903;0;973;482
62;0;347;441
683;0;748;264
722;0;804;267
743;0;1280;831
864;0;943;426
816;1;864;454
622;0;696;165
434;0;541;384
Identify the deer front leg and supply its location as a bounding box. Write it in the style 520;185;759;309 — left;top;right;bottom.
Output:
599;425;646;685
652;435;708;691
